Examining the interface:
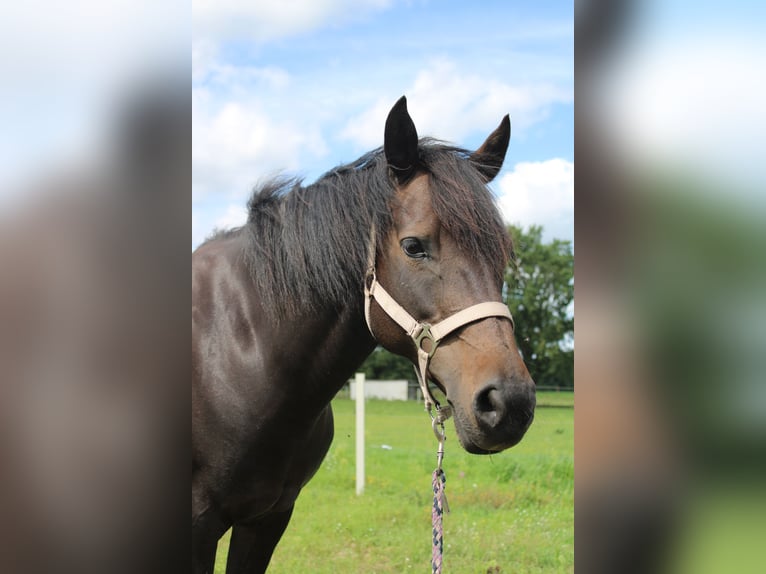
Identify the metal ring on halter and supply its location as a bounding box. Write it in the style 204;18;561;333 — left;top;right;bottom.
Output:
414;324;438;358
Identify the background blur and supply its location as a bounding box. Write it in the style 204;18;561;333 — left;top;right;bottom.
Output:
0;2;187;573
576;0;766;572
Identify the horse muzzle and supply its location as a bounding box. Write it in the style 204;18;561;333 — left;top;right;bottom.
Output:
454;378;536;454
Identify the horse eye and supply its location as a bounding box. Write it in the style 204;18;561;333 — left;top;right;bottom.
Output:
401;237;427;259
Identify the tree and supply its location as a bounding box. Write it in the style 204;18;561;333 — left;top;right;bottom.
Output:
505;225;574;388
358;346;414;380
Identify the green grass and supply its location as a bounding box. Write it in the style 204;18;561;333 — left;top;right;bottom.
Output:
534;389;573;408
216;391;573;573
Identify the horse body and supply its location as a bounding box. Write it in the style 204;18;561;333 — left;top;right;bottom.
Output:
192;232;375;572
192;97;536;573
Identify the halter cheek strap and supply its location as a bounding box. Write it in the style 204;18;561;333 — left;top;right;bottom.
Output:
363;266;514;426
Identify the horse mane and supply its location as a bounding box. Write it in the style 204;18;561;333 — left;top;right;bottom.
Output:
236;139;513;319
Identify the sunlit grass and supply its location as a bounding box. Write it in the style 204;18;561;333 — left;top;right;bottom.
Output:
216;392;573;573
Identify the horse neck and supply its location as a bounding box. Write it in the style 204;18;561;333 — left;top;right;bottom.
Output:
271;302;377;412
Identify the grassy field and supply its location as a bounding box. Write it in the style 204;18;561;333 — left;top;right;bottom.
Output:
215;391;573;573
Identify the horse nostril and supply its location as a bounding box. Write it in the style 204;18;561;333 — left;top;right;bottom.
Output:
473;385;505;428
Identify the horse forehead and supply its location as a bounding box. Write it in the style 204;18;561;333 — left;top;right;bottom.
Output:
392;173;437;227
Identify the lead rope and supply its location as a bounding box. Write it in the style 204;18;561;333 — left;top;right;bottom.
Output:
409;299;451;573
431;409;450;574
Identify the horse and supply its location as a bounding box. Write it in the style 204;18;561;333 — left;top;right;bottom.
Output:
192;96;536;573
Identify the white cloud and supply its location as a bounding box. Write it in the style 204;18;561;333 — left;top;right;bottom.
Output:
192;203;250;249
496;159;573;242
340;60;572;150
193;94;327;201
194;0;392;44
193;39;291;88
192;39;218;82
215;203;249;230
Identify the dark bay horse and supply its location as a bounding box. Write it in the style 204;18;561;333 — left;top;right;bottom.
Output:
192;97;536;573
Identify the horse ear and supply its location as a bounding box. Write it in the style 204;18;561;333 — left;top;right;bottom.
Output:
470;115;511;182
384;96;419;183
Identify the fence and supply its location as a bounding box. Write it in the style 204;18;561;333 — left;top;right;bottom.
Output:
341;380;571;400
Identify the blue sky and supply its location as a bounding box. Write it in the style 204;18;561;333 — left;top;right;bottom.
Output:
193;0;574;247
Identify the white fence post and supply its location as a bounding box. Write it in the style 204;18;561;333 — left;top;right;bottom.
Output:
355;372;365;496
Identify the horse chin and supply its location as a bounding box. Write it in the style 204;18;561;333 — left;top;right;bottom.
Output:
450;410;491;454
451;406;525;455
459;437;498;455
454;428;518;455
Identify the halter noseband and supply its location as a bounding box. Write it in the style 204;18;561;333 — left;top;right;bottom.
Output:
363;229;514;426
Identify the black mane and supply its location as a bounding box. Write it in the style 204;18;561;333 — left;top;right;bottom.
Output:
232;139;512;319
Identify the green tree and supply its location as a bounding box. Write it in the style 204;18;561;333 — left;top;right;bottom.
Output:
505;225;574;388
358;346;414;380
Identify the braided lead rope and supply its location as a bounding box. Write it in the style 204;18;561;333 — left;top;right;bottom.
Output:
431;415;450;573
432;467;446;573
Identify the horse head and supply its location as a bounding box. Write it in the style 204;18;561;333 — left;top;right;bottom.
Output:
366;97;536;454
